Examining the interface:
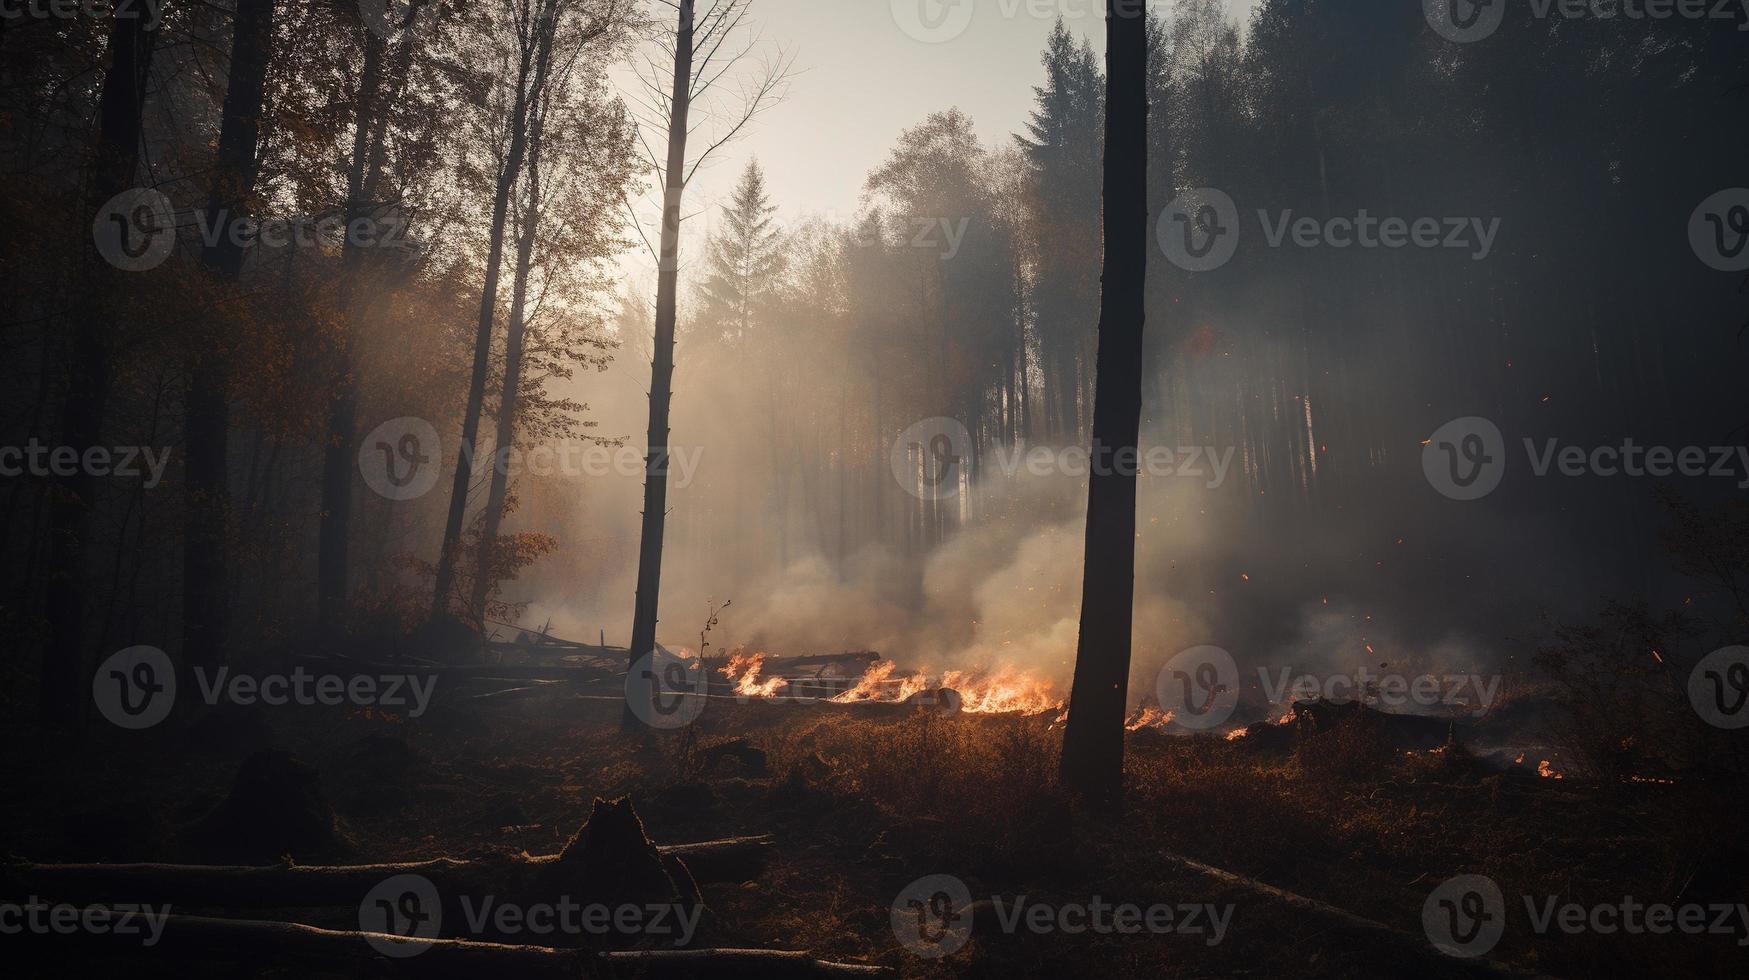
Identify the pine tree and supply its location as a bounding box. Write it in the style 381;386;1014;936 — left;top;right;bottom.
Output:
1017;20;1104;439
698;159;787;349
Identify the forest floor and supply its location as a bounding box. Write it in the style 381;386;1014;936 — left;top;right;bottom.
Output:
4;683;1745;979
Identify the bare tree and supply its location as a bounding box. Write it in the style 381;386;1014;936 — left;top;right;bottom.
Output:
1059;0;1151;806
621;0;790;726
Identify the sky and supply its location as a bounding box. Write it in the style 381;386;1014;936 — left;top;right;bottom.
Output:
618;0;1254;284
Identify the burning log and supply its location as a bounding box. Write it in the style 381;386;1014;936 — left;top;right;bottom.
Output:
13;912;891;979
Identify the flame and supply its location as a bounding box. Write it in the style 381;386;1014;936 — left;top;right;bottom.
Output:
1224;727;1248;741
1124;705;1174;731
1537;759;1564;780
830;660;1061;715
722;650;788;698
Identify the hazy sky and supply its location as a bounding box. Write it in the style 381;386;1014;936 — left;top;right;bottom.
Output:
619;0;1253;282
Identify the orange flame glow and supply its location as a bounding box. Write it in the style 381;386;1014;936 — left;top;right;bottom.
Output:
722;650;788;697
829;660;1061;715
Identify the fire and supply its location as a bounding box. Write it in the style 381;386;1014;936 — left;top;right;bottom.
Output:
1537;759;1564;780
1124;705;1173;730
830;660;1061;715
722;650;788;697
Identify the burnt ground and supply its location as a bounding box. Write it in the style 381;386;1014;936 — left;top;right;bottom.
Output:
3;684;1746;979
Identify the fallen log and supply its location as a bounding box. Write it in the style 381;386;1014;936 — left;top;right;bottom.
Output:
16;911;890;979
4;836;774;909
1155;851;1562;980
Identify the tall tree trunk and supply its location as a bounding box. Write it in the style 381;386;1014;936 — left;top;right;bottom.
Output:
431;0;555;620
624;0;695;728
1059;0;1149;807
469;91;550;623
41;10;156;728
317;24;387;637
184;0;277;683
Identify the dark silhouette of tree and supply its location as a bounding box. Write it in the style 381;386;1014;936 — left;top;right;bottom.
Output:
1060;0;1151;807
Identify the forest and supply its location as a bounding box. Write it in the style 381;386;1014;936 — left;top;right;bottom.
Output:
2;0;1747;977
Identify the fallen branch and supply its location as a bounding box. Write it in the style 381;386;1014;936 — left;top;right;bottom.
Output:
5;836;775;909
17;912;891;979
1155;851;1562;980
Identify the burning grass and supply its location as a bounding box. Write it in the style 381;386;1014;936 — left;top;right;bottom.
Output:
826;659;1063;715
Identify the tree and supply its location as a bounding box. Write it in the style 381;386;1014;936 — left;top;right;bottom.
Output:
431;0;581;621
697;159;786;349
469;18;638;623
317;2;428;638
183;0;279;686
622;0;790;727
1059;0;1151;807
40;8;158;728
1017;20;1103;440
